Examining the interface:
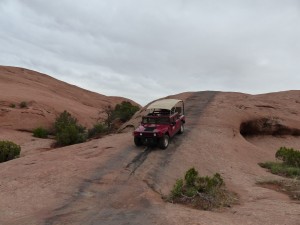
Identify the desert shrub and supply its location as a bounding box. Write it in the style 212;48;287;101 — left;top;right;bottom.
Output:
259;161;300;178
88;123;108;138
114;101;140;122
99;101;140;131
0;141;21;163
185;186;198;197
54;111;87;146
169;168;235;210
259;147;300;179
258;148;300;200
185;167;198;186
33;127;48;138
170;179;183;198
195;173;224;193
19;101;27;108
10;103;16;108
275;147;300;167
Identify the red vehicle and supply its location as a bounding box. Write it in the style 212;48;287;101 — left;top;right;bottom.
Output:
133;99;185;149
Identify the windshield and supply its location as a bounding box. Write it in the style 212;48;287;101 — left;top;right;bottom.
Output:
142;117;170;124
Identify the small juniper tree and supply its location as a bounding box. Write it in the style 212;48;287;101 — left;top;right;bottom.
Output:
114;101;140;122
54;111;87;146
98;102;140;132
99;105;115;131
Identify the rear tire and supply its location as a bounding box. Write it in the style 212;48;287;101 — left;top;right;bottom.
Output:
134;137;142;146
159;134;169;150
178;123;184;134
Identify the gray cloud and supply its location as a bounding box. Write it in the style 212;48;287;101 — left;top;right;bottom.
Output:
1;0;300;105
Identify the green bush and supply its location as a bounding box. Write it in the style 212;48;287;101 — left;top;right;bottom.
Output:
259;161;300;178
275;147;300;167
88;123;108;138
10;103;16;108
185;167;198;186
33;127;48;138
195;173;224;193
169;168;234;210
170;179;183;198
99;102;140;131
54;111;87;146
114;101;140;122
19;101;27;108
185;186;198;197
0;141;21;163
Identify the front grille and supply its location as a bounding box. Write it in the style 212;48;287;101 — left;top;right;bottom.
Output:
144;127;155;132
143;132;154;137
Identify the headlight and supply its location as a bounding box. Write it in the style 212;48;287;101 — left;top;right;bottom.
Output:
140;133;142;136
153;133;156;137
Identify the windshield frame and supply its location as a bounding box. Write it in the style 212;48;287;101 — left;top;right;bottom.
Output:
141;116;171;125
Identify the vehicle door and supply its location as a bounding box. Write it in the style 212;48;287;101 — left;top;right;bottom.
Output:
169;114;180;137
168;116;176;137
174;113;181;133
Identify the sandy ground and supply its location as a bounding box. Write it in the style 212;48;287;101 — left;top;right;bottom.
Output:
1;71;300;225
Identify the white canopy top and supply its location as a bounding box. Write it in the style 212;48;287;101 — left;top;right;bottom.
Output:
147;99;183;110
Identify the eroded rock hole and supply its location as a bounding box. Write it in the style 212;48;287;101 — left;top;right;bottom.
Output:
240;118;300;136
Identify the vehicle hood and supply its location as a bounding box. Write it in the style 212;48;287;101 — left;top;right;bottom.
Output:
135;124;168;133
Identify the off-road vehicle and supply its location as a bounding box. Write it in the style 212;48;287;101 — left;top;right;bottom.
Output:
133;99;185;149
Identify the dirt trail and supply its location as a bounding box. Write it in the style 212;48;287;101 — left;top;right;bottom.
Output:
42;92;218;225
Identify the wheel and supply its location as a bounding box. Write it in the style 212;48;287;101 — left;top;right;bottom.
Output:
134;137;142;146
178;123;184;134
159;134;169;149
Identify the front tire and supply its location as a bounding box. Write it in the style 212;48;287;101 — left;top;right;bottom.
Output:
134;137;142;146
159;134;169;149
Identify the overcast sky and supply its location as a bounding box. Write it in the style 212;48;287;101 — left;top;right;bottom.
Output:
1;0;300;105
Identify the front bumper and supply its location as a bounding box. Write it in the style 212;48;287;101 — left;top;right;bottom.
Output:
141;137;159;145
134;132;161;146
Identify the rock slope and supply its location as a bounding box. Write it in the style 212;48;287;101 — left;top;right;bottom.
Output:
0;86;300;224
0;66;138;131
